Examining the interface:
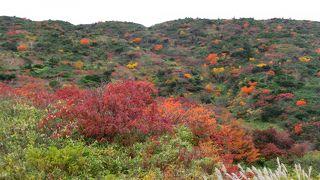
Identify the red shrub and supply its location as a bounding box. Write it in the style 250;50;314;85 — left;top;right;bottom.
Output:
0;76;53;107
41;81;173;141
0;82;13;97
206;53;219;65
254;94;275;107
293;121;320;135
275;93;294;101
254;92;294;108
253;128;308;159
6;29;31;36
260;143;287;159
54;85;87;105
253;128;294;149
289;143;309;157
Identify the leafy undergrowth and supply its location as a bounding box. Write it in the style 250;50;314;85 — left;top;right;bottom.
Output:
0;80;319;179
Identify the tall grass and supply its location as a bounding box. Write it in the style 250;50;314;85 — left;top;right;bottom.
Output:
215;158;316;180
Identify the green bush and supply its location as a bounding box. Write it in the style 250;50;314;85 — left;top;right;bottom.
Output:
134;126;194;170
26;141;105;178
261;105;284;122
0;101;45;179
0;73;16;81
79;71;112;87
295;151;320;176
49;80;61;89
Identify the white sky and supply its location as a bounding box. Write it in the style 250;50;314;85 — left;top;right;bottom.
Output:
1;0;319;27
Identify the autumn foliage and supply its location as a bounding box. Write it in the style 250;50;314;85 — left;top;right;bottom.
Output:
206;53;219;65
153;44;163;51
2;18;320;178
130;37;142;43
0;76;52;107
127;62;138;69
73;60;84;69
158;98;259;163
158;98;217;141
296;99;307;106
0;79;260;165
253;128;308;159
17;43;28;51
293;121;320;135
213;121;259;163
39;81;172;141
80;38;90;45
184;73;192;79
241;85;255;95
241;81;257;95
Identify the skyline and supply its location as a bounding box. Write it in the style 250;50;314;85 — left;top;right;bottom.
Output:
1;0;319;26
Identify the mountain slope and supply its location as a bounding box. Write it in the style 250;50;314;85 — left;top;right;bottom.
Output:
1;16;320;149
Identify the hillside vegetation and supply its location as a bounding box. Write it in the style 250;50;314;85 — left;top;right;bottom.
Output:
0;16;319;179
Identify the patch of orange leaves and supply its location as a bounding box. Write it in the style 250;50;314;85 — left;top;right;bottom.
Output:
159;98;259;163
184;73;192;79
241;81;257;95
153;44;163;51
17;43;28;51
80;38;90;45
241;86;255;95
206;53;219;65
293;123;303;135
296;99;307;106
218;121;259;163
131;37;142;43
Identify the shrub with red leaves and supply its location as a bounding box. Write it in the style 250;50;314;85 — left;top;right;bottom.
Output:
0;76;53;107
275;93;294;101
253;128;308;159
293;121;320;149
206;53;219;65
0;82;13;97
41;81;173;141
254;92;294;108
260;143;287;159
253;128;293;149
289;143;309;157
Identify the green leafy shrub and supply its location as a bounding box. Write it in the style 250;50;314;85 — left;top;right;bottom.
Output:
0;101;45;179
295;151;320;176
49;80;61;89
26;141;105;178
134;126;194;170
0;73;16;81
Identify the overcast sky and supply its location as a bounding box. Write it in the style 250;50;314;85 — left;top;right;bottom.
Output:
1;0;319;26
